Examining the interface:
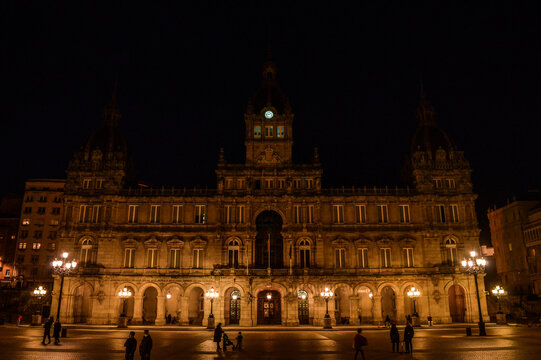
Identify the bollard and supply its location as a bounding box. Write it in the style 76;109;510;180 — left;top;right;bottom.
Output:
466;327;472;336
61;327;67;338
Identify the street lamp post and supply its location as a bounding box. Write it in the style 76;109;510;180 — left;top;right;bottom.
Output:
117;287;132;328
31;286;47;325
461;250;487;336
320;287;334;329
369;293;375;324
491;285;506;324
51;252;77;322
205;287;219;329
407;287;421;327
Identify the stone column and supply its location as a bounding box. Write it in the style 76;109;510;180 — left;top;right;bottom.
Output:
285;293;299;326
155;296;166;325
179;296;189;325
133;296;143;324
349;296;360;325
396;294;405;323
373;295;382;324
239;298;252;326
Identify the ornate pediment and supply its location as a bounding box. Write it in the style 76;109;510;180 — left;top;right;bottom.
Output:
167;237;184;249
190;236;207;249
144;237;161;249
122;238;138;249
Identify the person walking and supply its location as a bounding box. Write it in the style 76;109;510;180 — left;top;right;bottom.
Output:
404;322;414;354
53;319;62;345
353;328;367;360
41;317;53;345
390;323;400;353
124;331;137;360
234;331;243;351
139;329;152;360
213;323;224;352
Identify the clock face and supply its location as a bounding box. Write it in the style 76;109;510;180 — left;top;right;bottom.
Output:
264;110;274;119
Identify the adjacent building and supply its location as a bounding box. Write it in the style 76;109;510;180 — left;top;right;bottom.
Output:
0;194;22;285
52;58;486;326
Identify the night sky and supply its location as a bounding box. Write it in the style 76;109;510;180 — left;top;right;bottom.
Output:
2;2;540;243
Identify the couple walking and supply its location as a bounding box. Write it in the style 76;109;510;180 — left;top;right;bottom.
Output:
41;317;62;345
124;329;153;360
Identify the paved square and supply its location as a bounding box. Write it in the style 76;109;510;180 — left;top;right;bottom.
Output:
1;325;540;359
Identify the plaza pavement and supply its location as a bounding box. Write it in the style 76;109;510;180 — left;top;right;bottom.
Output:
1;324;540;359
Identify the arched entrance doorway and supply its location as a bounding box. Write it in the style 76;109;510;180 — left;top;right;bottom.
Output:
334;286;351;324
257;290;281;325
72;284;92;323
357;286;374;324
255;211;283;268
229;290;241;325
448;285;465;322
298;290;309;325
118;286;135;321
188;287;204;325
381;286;397;322
165;287;181;324
143;287;158;324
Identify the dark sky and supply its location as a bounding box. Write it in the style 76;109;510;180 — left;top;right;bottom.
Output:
1;1;540;243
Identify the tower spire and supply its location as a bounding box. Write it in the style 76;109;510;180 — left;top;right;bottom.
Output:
102;79;121;127
416;78;436;127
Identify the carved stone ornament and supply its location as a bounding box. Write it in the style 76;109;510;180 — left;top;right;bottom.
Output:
97;290;106;304
432;290;441;304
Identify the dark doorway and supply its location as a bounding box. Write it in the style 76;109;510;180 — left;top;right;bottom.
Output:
298;290;309;325
143;287;158;324
229;290;241;325
255;211;283;268
257;290;281;325
448;285;465;322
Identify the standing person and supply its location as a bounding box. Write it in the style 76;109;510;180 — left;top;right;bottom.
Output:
404;323;414;354
427;315;433;326
390;323;400;353
53;319;62;345
234;331;243;351
17;314;22;326
213;323;224;352
406;315;412;325
124;331;137;360
139;329;152;360
384;315;391;328
41;317;53;345
353;328;367;360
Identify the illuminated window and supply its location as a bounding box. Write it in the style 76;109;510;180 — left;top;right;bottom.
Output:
50;219;59;226
18;242;27;250
254;126;261;138
128;205;139;224
228;240;239;268
80;239;93;264
380;248;391;268
265;126;273;137
32;242;41;250
172;205;183;224
194;205;206;224
355;205;366;224
357;248;369;268
377;205;389;223
277;126;285;138
333;205;344;224
403;248;414;267
399;205;411;223
445;238;457;266
22;219;30;226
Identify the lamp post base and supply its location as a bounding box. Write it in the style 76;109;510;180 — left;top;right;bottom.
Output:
478;322;487;336
323;316;332;329
207;316;215;330
411;314;420;327
118;316;128;328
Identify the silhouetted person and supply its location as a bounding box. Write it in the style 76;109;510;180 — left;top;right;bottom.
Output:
167;314;172;324
213;323;224;351
353;328;367;360
234;331;243;350
124;331;137;360
42;317;53;344
139;329;152;360
53;319;62;345
404;323;414;354
390;323;400;352
427;315;433;326
406;315;412;325
384;315;391;328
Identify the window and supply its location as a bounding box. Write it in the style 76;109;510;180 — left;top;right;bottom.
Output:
170;249;181;268
294;179;302;188
399;205;411;223
128;205;139;224
17;255;25;263
277;126;285;138
53;196;61;203
31;255;39;264
265;126;273;137
237;179;245;189
357;248;369;268
403;248;414;267
377;205;389;223
172;205;183;224
434;205;446;223
445;238;457;266
294;205;302;224
80;239;93;264
380;248;391;268
355;205;366;224
225;179;233;189
333;205;344;224
47;243;56;250
236;205;245;224
22;219;30;226
79;205;90;223
83;179;92;189
20;231;28;239
307;205;314;224
150;205;161;224
147;249;158;268
34;231;42;239
434;179;442;188
95;179;104;189
224;205;232;224
32;242;41;250
265;179;273;189
49;231;57;239
278;179;285;189
35;219;44;226
91;205;100;223
25;196;33;202
450;205;459;223
299;239;311;268
335;248;346;268
446;179;456;189
194;205;206;224
193;249;203;268
305;179;313;189
31;268;38;276
4;269;10;277
52;207;61;215
124;248;135;268
50;219;59;226
254;126;261;138
228;240;240;268
37;207;45;214
18;242;27;250
39;196;47;202
24;207;32;214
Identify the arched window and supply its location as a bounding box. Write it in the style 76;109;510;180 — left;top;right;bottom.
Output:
445;238;458;266
80;239;93;265
228;239;240;268
299;239;311;268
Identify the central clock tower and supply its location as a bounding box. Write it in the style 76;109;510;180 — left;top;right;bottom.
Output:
244;57;294;165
